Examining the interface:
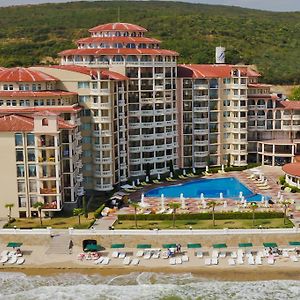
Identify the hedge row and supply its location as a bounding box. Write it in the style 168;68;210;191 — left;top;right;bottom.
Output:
94;204;105;218
118;211;284;221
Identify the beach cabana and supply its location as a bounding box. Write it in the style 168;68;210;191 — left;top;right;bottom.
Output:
288;241;300;246
238;243;253;248
7;242;23;248
263;242;278;248
111;243;125;249
162;243;177;249
137;244;152;249
187;243;202;249
212;243;227;249
85;244;102;252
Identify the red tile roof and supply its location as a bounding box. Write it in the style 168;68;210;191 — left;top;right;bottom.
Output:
0;113;76;131
178;64;260;78
0;106;82;114
76;36;161;44
47;65;99;78
248;83;272;88
89;23;147;33
0;67;7;72
280;101;300;110
59;48;178;56
101;70;128;81
0;90;77;98
0;67;58;82
282;163;300;177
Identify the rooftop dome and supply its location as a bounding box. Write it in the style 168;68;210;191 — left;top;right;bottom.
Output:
0;67;57;82
89;22;148;33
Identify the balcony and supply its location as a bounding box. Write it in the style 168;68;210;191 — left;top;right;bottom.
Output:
154;85;164;91
101;130;112;136
76;174;83;182
194;95;208;100
194;107;209;112
130;158;141;164
129;146;141;152
194;118;208;124
194;84;209;90
155;73;164;79
99;103;111;109
194;140;208;146
40;188;57;195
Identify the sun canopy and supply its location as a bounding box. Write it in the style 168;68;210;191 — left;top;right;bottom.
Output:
213;243;227;249
137;244;152;249
162;243;177;249
289;241;300;246
85;244;101;251
7;242;22;248
263;242;278;248
238;243;253;248
111;243;125;248
121;184;133;189
187;243;202;249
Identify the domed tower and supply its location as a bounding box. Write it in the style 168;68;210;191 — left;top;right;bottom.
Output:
59;22;179;178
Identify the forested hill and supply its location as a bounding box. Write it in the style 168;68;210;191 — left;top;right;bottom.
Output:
0;1;299;84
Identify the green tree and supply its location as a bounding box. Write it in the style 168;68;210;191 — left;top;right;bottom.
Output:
33;202;44;226
82;196;88;219
73;208;84;225
289;86;300;100
169;202;181;228
5;203;14;222
129;201;140;229
207;200;218;226
281;200;291;225
250;202;258;227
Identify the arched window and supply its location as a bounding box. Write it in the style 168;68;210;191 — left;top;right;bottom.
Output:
275;110;281;119
140;55;152;62
267;99;273;108
257;99;265;106
42;118;48;126
112;55;124;62
126;55;138;62
115;31;121;37
126;43;136;49
131;32;137;37
155;55;163;62
257;110;265;117
267;110;273;119
98;55;109;63
138;43;146;49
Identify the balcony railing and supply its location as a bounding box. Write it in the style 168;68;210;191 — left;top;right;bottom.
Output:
40;188;57;194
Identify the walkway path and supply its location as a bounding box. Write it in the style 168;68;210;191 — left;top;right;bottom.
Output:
45;233;71;255
93;215;117;230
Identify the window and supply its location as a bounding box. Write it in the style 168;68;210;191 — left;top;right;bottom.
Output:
27;149;35;162
17;165;25;177
42;118;48;126
27;133;35;146
78;82;89;89
28;165;36;177
15;133;23;146
79;95;89;103
16;150;24;162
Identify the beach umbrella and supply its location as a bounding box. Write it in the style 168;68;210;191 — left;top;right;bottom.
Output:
183;169;186;176
221;164;225;172
223;200;227;208
192;167;196;174
146;176;149;183
161;194;165;210
140;193;146;207
132;180;136;187
277;191;281;199
180;193;185;209
206;166;209;172
170;172;173;178
137;178;140;185
239;191;243;199
157;173;161;180
220;192;223;199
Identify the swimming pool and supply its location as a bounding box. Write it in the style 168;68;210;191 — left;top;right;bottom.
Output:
145;177;269;202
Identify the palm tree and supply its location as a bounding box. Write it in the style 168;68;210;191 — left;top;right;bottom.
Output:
169;202;181;228
5;203;14;222
33;202;44;226
73;208;84;225
250;202;258;227
129;201;140;229
207;200;218;226
281;199;291;225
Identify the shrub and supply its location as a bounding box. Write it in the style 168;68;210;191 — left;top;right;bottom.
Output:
279;176;286;185
94;204;105;219
118;211;284;221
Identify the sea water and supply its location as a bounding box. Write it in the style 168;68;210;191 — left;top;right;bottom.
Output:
0;272;300;300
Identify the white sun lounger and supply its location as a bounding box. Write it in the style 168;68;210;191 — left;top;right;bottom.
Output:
162;251;169;259
101;257;110;265
152;251;160;259
267;256;275;265
123;257;131;265
111;251;119;258
0;250;9;257
0;256;9;264
283;251;289;258
237;249;244;257
248;255;255;265
169;257;176;265
119;252;126;259
176;257;182;264
16;257;25;265
237;257;244;265
136;250;144;257
131;258;139;266
204;258;211;265
290;255;298;262
182;255;189;262
195;251;203;258
144;252;151;259
219;252;226;258
228;258;235;266
212;250;219;258
6;255;17;265
255;256;262;265
94;257;104;265
231;251;237;259
211;258;218;265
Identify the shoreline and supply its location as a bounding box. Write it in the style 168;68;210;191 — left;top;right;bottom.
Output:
2;265;300;281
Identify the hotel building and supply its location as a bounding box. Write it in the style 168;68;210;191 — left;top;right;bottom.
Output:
0;22;299;218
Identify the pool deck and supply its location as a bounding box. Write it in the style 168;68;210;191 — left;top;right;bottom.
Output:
115;167;300;222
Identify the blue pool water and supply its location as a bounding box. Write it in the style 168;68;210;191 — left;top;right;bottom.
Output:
145;177;270;202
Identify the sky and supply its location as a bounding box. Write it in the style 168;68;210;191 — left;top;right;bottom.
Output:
0;0;299;12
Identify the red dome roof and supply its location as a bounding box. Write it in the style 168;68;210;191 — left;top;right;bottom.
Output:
282;163;300;177
89;22;147;33
0;67;57;82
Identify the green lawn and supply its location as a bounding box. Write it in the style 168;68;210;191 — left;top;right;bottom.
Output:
6;214;95;229
115;218;293;230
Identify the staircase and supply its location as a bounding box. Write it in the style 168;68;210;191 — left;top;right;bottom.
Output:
46;234;70;255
